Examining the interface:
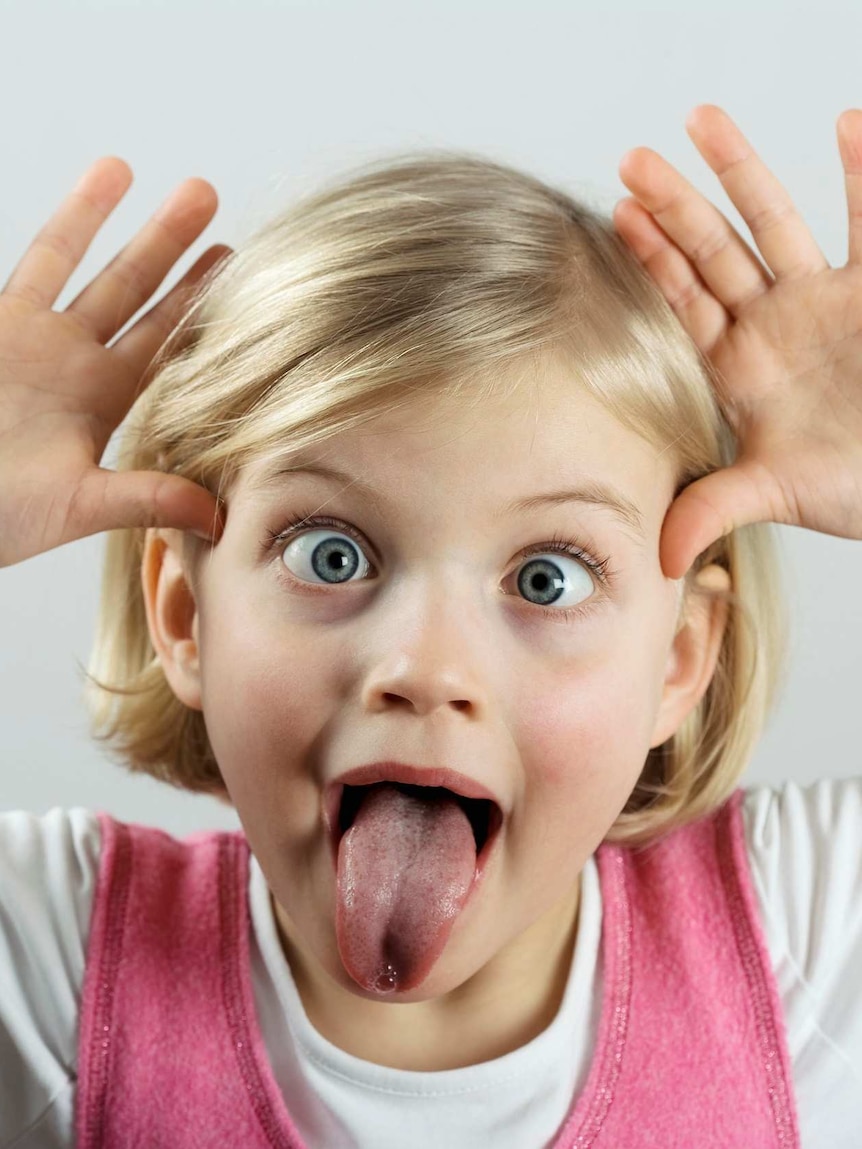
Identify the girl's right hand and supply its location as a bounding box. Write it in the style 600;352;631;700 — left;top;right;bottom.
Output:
0;157;231;569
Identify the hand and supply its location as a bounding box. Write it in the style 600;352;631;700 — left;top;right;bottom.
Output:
0;157;231;568
613;104;862;580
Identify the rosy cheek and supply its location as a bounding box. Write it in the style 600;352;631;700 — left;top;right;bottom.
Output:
519;658;655;796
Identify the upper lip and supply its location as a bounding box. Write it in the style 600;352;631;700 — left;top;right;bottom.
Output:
324;760;505;838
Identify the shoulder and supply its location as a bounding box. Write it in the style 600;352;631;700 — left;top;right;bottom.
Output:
737;777;862;1137
738;775;862;968
0;806;102;1146
0;806;102;962
740;774;862;851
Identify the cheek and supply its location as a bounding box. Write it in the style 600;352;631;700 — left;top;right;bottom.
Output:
518;632;665;820
196;595;335;786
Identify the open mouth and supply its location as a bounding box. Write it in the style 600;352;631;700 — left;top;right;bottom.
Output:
332;782;504;869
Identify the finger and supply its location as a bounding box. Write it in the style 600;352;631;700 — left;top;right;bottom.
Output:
74;468;225;544
613;197;731;357
111;243;233;382
1;157;133;308
659;463;780;580
65;177;219;344
619;144;774;316
684;104;829;281
836;108;862;265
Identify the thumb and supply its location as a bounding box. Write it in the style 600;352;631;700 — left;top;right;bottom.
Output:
660;463;771;581
76;468;224;544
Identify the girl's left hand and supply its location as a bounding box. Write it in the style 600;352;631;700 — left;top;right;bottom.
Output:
613;104;862;581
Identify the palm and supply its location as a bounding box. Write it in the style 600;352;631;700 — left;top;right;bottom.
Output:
613;104;862;580
1;295;139;435
0;299;138;559
0;157;231;568
712;269;862;532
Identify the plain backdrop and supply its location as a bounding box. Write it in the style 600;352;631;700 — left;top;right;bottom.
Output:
0;0;860;837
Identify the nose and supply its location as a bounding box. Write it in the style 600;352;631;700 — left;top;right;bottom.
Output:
359;580;488;718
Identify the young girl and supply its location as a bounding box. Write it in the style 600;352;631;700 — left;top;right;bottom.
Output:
0;103;859;1147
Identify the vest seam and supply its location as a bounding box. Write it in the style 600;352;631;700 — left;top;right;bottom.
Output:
77;814;132;1149
720;790;801;1148
220;833;308;1149
558;845;633;1148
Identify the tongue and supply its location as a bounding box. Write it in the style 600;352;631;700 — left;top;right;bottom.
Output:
335;783;477;994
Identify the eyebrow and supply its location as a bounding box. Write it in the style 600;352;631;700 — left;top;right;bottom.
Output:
253;461;647;543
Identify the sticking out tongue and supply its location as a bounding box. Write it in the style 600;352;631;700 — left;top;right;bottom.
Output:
335;783;477;995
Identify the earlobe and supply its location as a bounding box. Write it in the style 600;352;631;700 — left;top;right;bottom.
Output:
649;563;731;749
141;529;203;711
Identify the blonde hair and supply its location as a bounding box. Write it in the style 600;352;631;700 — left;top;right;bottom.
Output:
84;150;789;849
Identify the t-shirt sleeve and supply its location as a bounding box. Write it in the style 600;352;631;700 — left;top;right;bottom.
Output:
740;776;862;1146
0;806;102;1148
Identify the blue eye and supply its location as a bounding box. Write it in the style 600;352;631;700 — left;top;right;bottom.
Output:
516;554;593;611
267;511;613;622
279;526;372;586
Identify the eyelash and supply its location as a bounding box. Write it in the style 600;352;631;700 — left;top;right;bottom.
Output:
264;509;616;623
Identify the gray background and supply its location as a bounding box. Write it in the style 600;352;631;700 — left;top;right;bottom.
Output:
0;0;859;836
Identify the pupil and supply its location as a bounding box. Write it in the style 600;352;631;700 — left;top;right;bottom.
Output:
311;538;359;583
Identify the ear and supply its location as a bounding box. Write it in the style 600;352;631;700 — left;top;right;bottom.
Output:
141;528;203;711
648;563;731;749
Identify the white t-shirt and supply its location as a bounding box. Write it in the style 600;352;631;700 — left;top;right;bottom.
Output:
0;778;860;1149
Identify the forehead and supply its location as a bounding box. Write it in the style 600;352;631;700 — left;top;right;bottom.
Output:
249;365;666;477
237;369;676;536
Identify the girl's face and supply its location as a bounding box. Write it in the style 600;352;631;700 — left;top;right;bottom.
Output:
147;368;725;1062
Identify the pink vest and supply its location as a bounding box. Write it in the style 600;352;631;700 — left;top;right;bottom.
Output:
74;789;801;1147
